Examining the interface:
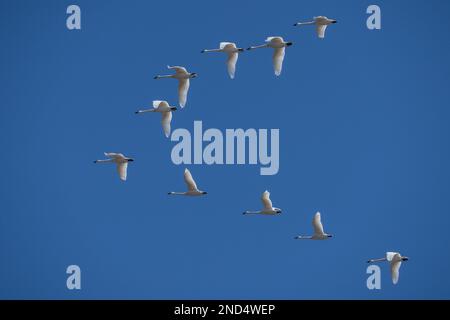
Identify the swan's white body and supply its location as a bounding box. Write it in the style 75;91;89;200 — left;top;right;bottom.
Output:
135;100;177;137
201;42;244;79
294;16;337;39
367;252;409;284
94;152;134;181
243;190;282;215
168;168;207;196
294;212;332;240
247;37;293;76
154;66;197;108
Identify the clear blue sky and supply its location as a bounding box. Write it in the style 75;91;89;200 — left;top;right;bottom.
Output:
1;0;449;299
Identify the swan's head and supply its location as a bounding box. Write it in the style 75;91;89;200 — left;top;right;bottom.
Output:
331;20;337;24
402;256;409;261
237;48;244;52
285;42;293;47
190;72;198;78
327;234;333;238
202;191;208;195
126;158;134;162
170;107;177;111
274;208;282;214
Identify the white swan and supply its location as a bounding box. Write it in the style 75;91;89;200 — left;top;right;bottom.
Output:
94;152;134;181
247;37;293;76
243;190;282;215
367;252;409;284
135;100;177;138
201;42;244;79
154;66;197;108
294;212;332;240
168;168;207;196
294;16;337;39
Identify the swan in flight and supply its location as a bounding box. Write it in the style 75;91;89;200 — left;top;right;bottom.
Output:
201;42;244;79
135;100;177;138
243;190;282;215
168;168;207;196
154;66;197;108
247;36;293;76
94;152;134;181
294;212;332;240
367;252;409;284
294;16;337;39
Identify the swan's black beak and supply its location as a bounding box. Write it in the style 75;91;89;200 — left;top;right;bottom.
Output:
202;191;208;194
170;107;177;111
402;257;409;261
153;76;158;79
127;159;134;162
200;50;205;53
238;48;244;52
191;73;198;78
332;20;337;24
327;234;333;238
286;42;293;46
246;47;253;50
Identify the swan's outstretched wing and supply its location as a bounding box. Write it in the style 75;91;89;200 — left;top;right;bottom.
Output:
153;100;171;111
261;190;273;210
105;152;125;160
161;111;172;138
220;42;235;50
390;259;402;284
183;168;198;191
312;212;325;235
273;47;285;76
266;36;283;44
316;24;328;39
117;162;128;181
227;52;238;79
178;78;190;108
168;65;188;74
104;152;117;158
153;100;169;109
386;252;398;262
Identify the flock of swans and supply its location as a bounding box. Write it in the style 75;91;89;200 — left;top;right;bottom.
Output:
93;16;409;286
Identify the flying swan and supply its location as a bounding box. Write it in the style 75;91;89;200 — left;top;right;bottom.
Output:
94;152;134;181
135;100;177;138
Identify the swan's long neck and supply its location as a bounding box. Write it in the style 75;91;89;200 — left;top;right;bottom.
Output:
94;159;114;163
155;75;174;79
247;44;268;50
168;192;186;195
136;109;156;114
243;211;261;215
295;21;315;26
368;258;387;263
202;49;222;53
295;235;312;239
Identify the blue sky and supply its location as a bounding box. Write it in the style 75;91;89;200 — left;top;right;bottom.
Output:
1;0;450;299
